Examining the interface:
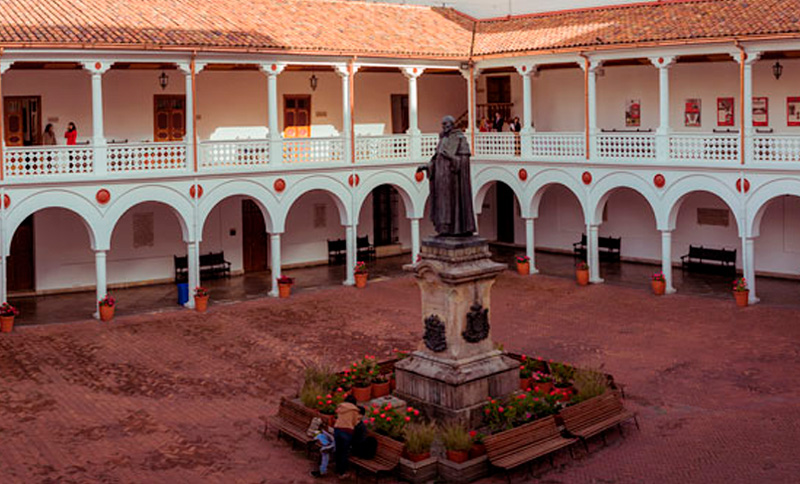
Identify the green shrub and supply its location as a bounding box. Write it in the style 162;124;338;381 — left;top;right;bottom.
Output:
571;367;609;404
549;362;575;386
440;423;472;451
300;381;326;408
302;361;339;391
403;422;437;455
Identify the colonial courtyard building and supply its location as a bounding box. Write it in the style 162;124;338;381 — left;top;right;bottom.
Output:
2;0;800;316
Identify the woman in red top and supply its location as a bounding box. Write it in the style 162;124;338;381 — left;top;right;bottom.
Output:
64;122;77;145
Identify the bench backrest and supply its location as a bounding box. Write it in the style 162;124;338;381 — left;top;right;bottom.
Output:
484;416;560;460
599;236;621;250
278;397;318;429
174;255;188;270
328;239;346;252
559;391;624;429
687;245;736;263
357;235;372;249
371;432;404;463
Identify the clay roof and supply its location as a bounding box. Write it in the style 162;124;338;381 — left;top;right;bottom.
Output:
0;0;474;58
474;0;800;56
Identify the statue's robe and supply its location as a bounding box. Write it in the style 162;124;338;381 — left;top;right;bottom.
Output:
427;129;476;236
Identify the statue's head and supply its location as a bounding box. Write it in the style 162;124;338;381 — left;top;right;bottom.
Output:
441;115;455;135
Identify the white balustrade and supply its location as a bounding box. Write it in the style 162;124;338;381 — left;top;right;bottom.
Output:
282;137;344;164
420;134;439;159
669;134;739;163
596;133;656;160
474;133;519;158
354;135;409;163
530;133;585;160
200;139;270;170
753;135;800;163
4;146;94;177
108;142;187;173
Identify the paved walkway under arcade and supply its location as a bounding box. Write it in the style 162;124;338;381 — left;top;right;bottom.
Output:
9;248;800;327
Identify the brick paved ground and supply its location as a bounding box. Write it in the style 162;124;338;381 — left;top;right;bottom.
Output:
1;272;799;483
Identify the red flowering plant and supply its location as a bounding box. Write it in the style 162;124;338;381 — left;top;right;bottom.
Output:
549;362;575;388
483;397;516;432
194;286;209;297
576;261;589;271
98;295;115;308
350;355;378;388
354;261;368;275
519;354;549;379
733;277;748;292
469;430;485;445
364;402;418;440
0;302;19;317
651;271;666;282
277;275;294;285
515;255;530;264
315;388;345;416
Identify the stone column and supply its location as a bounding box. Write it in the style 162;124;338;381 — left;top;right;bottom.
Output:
743;236;759;304
737;52;761;165
260;63;286;165
650;56;675;162
177;62;197;171
334;64;358;164
344;225;356;286
0;255;6;307
660;230;676;294
402;67;424;161
587;224;603;283
82;61;111;175
94;250;107;318
586;60;602;160
524;217;538;274
410;217;421;263
185;241;199;308
269;232;282;297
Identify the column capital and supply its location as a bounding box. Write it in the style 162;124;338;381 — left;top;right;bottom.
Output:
514;65;537;77
259;62;287;76
580;58;603;73
0;61;12;74
459;68;480;80
649;56;676;69
734;51;762;65
334;63;360;78
81;61;112;75
401;66;425;79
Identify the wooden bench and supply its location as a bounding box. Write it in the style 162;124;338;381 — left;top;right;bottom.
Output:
484;416;577;481
267;397;318;451
357;235;376;261
174;251;232;282
349;432;404;483
559;390;639;452
328;238;346;264
573;234;621;261
680;245;736;274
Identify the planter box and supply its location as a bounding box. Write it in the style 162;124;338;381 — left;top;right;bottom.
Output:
437;455;489;484
398;456;439;484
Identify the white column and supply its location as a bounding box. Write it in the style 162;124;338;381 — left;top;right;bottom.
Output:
524;218;539;275
177;62;199;171
82;62;111;175
516;65;534;158
650;56;675;162
94;250;107;318
587;224;603;283
269;233;282;297
260;63;286;165
460;67;479;137
0;255;5;306
344;225;356;286
738;52;760;165
334;64;358;164
402;67;424;161
410;217;421;263
660;230;676;294
743;236;759;304
583;60;602;159
185;241;199;308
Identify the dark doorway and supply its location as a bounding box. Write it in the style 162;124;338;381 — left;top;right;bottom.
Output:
153;95;186;142
242;199;268;272
8;215;35;292
391;94;409;134
4;96;42;146
496;183;515;244
373;185;399;246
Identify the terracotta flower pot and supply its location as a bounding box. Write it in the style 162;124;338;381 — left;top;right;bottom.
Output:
576;269;589;286
734;290;749;307
446;449;470;464
278;283;292;299
372;380;390;398
352;385;372;402
519;377;531;390
0;315;14;333
534;381;554;394
194;295;209;312
516;261;530;275
99;305;115;322
469;443;486;459
354;273;368;289
390;377;396;392
404;450;431;463
651;280;666;296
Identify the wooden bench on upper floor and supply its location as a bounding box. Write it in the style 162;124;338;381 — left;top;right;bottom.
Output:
559;390;639;452
680;245;736;274
349;432;404;483
573;234;621;261
484;416;577;481
267;397;318;451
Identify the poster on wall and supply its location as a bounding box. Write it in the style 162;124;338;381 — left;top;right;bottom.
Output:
717;97;735;126
684;98;701;127
625;99;641;127
752;97;768;126
788;97;800;126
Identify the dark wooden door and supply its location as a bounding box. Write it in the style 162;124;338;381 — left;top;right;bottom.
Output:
283;95;311;138
391;94;409;134
373;185;398;246
153;95;186;142
496;183;515;244
242;199;268;272
7;215;35;292
4;96;41;146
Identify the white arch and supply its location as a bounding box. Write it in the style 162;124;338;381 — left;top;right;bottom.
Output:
525;168;587;221
663;174;743;235
4;189;102;253
747;178;800;237
472;166;527;217
588;171;663;229
278;175;352;231
99;185;194;249
198;179;278;234
354;170;424;221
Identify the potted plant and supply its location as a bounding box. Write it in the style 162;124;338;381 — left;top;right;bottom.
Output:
550;362;575;402
531;371;554;394
575;261;589;286
372;372;391;398
441;423;472;463
468;430;486;459
651;271;666;296
98;294;115;322
351;355;378;402
194;286;209;312
519;361;533;390
733;277;749;307
515;255;530;275
315;390;345;428
277;275;294;298
403;422;437;462
354;261;368;289
1;302;19;333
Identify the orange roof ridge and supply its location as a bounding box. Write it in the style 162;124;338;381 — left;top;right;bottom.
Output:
478;0;721;23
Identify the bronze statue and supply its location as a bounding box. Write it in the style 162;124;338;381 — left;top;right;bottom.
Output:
417;116;476;236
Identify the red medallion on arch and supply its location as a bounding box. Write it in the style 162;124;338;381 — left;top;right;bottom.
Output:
348;174;360;187
189;184;203;199
653;174;665;189
581;171;592;185
736;178;751;193
415;171;425;183
274;178;286;193
3;194;10;209
96;189;111;205
518;169;528;181
94;62;102;70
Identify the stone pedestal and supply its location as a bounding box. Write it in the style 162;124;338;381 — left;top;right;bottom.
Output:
395;236;518;427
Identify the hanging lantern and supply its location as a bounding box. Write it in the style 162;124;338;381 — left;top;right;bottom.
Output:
309;72;318;91
773;61;783;80
159;71;169;90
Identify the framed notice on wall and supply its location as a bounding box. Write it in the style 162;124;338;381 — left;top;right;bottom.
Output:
717;97;734;126
625;99;641;127
684;98;701;127
788;97;800;126
752;97;768;126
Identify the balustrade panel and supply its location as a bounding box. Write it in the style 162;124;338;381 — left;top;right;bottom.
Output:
200;140;270;170
474;133;519;158
354;135;409;163
282;137;344;164
421;134;439;159
4;146;94;177
108;142;187;172
669;134;739;163
530;133;585;159
753;135;800;163
596;134;656;160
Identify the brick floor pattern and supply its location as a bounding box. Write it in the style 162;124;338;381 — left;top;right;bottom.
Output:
1;273;800;483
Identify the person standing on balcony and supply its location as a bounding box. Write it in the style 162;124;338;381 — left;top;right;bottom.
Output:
64;122;77;145
509;117;521;133
42;124;56;145
492;112;504;132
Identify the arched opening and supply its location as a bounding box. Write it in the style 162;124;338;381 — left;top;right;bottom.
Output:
477;181;524;263
356;184;411;275
750;194;800;305
531;184;585;277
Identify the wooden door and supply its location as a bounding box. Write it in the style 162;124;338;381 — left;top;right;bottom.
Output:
496;183;515;244
153;95;186;142
7;215;35;292
373;185;399;246
242;199;268;273
4;96;41;146
283;95;311;138
391;94;409;134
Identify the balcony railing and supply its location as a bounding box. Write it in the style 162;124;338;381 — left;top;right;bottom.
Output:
354;135;409;163
530;132;585;160
3;145;94;178
108;142;187;173
596;133;656;161
200;140;270;171
475;132;519;158
753;135;800;163
282;137;344;164
669;134;739;163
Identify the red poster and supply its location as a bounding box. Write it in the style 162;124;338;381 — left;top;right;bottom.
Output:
717;97;734;127
752;97;768;127
788;97;800;126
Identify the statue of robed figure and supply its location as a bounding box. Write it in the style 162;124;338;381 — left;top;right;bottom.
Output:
417;116;476;236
